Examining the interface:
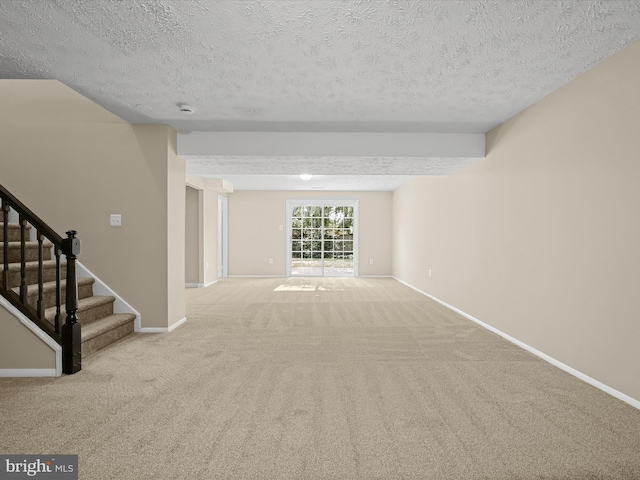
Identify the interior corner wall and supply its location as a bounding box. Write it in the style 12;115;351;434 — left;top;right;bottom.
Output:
392;39;640;403
228;190;392;276
167;139;186;327
0;90;183;329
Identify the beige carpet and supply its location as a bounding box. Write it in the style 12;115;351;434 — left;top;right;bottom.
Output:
1;277;639;479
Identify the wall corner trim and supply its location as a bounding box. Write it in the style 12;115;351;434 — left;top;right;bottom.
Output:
392;277;640;411
137;317;187;333
185;281;217;288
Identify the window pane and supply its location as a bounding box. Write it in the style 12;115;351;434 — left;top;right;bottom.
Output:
292;251;302;259
312;251;322;259
324;241;333;250
343;241;353;251
292;241;301;251
292;229;302;239
302;241;312;251
312;241;322;250
323;251;334;259
292;207;303;218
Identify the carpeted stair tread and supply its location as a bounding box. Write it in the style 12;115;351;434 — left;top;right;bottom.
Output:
0;223;32;242
13;276;94;297
44;295;115;325
5;259;66;272
0;241;54;262
0;240;54;249
4;260;67;290
81;313;136;343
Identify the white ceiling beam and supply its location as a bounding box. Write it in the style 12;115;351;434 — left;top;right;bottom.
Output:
178;132;485;158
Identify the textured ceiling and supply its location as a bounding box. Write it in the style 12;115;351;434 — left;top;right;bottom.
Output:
2;0;640;190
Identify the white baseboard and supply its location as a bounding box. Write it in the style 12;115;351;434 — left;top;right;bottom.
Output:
227;275;286;278
137;317;187;333
393;277;640;411
0;368;58;377
185;281;218;288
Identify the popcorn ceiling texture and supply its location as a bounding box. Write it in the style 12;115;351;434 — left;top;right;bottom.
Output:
1;0;639;133
1;1;640;188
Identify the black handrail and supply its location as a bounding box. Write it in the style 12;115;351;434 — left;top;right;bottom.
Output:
0;184;81;374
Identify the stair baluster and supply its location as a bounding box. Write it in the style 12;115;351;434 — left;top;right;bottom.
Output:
19;216;27;304
2;201;8;289
37;231;45;319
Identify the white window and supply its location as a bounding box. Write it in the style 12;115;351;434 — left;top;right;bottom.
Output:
286;200;359;277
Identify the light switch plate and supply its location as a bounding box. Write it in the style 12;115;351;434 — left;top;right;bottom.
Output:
110;214;122;227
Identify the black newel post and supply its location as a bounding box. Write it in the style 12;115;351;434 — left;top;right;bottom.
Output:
61;230;81;374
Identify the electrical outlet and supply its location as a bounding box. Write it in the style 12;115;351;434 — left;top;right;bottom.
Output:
110;214;122;227
269;258;273;264
369;259;374;265
429;269;432;277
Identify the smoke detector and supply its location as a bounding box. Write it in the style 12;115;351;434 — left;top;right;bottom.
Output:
178;104;195;115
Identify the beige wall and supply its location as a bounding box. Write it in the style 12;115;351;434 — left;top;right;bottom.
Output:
0;306;56;370
0;80;185;329
392;40;640;402
229;190;392;276
185;186;201;284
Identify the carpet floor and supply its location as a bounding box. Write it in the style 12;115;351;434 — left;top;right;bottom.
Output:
1;277;639;479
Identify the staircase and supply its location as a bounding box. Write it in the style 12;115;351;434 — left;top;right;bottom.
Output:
1;220;136;359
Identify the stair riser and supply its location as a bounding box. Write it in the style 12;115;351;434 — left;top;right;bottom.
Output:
79;302;115;326
6;265;67;290
82;321;134;357
0;245;53;263
24;283;93;311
